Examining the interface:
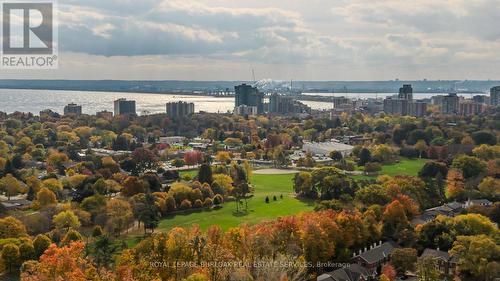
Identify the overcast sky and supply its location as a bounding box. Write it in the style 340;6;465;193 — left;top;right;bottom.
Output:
2;0;500;80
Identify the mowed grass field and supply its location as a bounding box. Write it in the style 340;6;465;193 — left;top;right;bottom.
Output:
157;173;314;231
122;158;426;246
352;158;427;180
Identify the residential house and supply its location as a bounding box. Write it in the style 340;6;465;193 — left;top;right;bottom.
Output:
352;241;398;274
317;264;372;281
420;248;457;276
411;202;464;225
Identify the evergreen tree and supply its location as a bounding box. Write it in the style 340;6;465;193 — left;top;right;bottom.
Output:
357;148;372;166
137;193;159;234
197;163;213;184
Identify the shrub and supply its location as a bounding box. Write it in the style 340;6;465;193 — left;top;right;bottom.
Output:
33;234;51;258
193;199;203;209
203;198;213;208
92;225;103;237
213;194;223;205
165;196;177;212
61;228;83;245
179;199;192;210
19;241;35;262
364;162;382;174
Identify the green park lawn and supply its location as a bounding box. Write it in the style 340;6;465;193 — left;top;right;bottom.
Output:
158;158;425;231
157;173;313;231
122;158;426;246
351;158;427;180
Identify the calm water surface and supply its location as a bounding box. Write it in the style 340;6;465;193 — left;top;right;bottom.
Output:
3;89;482;115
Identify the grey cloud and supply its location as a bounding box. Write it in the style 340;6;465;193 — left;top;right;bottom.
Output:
57;0;345;64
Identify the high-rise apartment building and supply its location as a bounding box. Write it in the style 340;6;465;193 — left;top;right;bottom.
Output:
63;103;82;116
491;86;500;106
408;101;427;117
166;101;195;119
114;98;136;116
459;101;484;116
235;84;264;114
398;84;413;100
440;93;459;115
383;98;409;115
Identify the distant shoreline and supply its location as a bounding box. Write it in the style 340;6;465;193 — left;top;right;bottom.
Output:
0;79;497;95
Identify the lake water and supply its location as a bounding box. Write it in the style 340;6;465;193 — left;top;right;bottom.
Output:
0;89;486;115
0;89;331;115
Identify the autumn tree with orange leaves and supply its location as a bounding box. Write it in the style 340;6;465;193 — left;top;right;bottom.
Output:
21;242;113;281
445;169;466;200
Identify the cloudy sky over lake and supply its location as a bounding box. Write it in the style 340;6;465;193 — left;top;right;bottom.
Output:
2;0;500;80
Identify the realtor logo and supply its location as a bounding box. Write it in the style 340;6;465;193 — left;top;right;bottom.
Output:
1;0;58;69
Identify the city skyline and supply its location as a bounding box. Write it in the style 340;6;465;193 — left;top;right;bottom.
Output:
1;0;499;80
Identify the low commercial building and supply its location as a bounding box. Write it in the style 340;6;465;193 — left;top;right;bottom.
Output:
158;136;186;146
302;141;354;157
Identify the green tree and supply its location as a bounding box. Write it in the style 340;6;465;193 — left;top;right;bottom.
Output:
19;241;35;262
122;176;147;197
1;243;20;273
212;174;233;196
355;184;390;206
450;235;500;281
88;235;120;271
61;228;83;245
293;172;314;198
35;187;57;208
33;234;51;258
451;155;486;179
0;216;27;239
52;210;81;231
415;140;428;158
419;161;448;179
471;131;497;145
197;163;213;184
92;225;104;237
136;193;160;234
357;148;371;166
478;177;500;199
106;199;133;236
391;248;417;276
417;256;441;281
0;174;23;200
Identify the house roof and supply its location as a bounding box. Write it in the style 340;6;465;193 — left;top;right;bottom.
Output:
421;248;450;261
317;273;335;281
355;241;398;264
470;199;492;205
317;264;370;281
445;201;463;210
